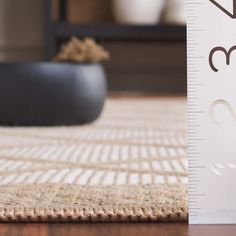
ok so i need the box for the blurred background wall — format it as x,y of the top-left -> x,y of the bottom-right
0,0 -> 45,61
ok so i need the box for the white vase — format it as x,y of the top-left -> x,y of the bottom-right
112,0 -> 165,25
163,0 -> 186,25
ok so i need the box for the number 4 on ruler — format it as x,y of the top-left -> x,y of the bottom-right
210,0 -> 236,18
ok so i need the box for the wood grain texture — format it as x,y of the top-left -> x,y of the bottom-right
1,223 -> 236,236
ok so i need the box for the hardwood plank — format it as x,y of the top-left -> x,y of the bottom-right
0,224 -> 48,236
1,223 -> 236,236
48,223 -> 187,236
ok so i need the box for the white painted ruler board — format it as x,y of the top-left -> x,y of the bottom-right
187,0 -> 236,224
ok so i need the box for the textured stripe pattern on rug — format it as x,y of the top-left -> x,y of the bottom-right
0,97 -> 188,222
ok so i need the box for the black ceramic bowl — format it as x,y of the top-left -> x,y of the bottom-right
0,63 -> 107,126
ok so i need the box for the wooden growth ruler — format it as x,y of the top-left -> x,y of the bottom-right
187,0 -> 236,224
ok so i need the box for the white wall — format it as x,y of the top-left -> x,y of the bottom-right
0,0 -> 45,61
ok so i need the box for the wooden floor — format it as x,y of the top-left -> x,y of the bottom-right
1,223 -> 236,236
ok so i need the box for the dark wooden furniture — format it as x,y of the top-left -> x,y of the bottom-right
45,0 -> 186,59
45,0 -> 187,92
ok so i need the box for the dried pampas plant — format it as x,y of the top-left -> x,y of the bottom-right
53,37 -> 110,63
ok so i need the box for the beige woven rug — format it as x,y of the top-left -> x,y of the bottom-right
0,96 -> 188,222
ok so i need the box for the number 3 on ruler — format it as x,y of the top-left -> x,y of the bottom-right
210,0 -> 236,19
209,46 -> 236,72
208,0 -> 236,124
